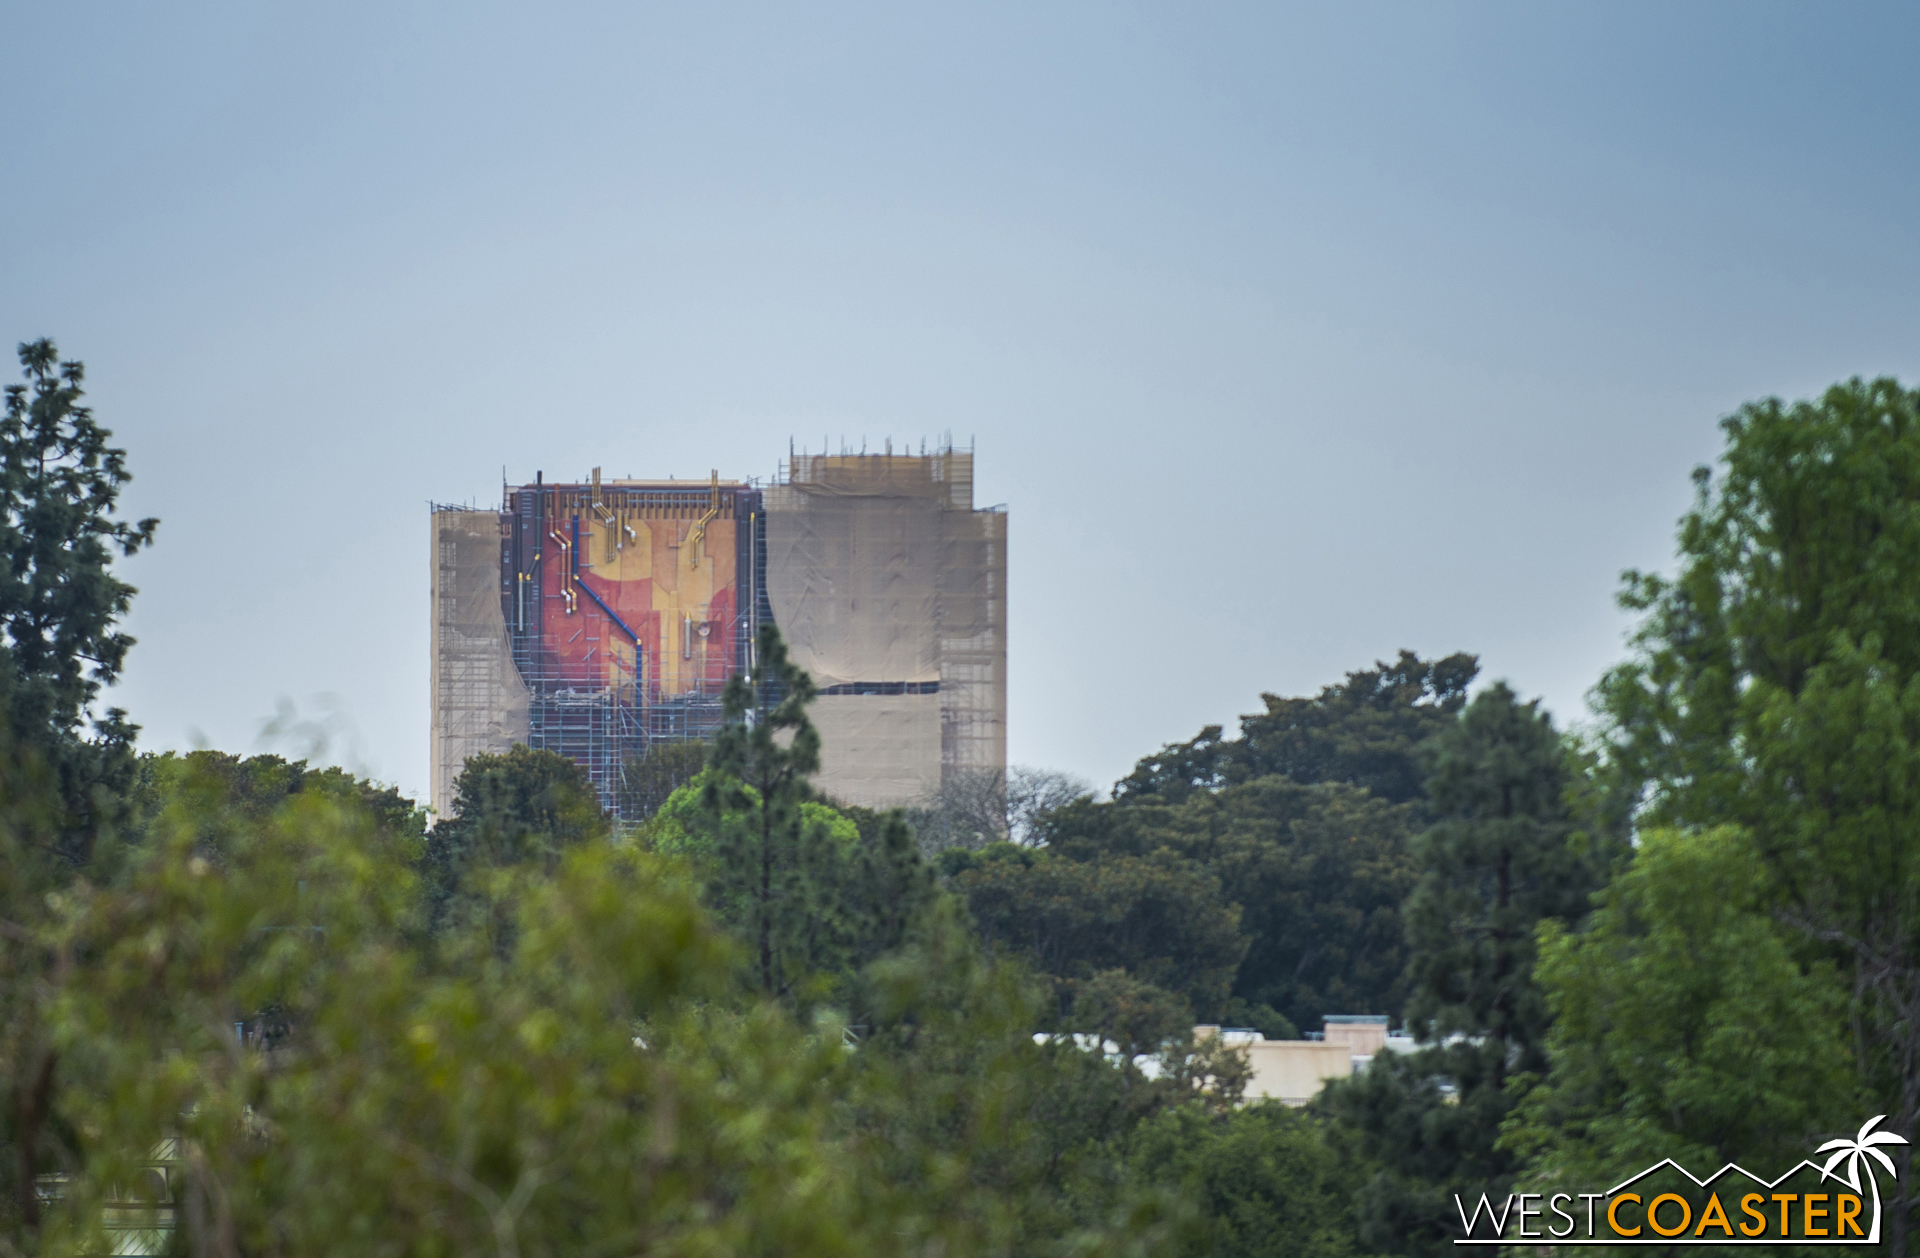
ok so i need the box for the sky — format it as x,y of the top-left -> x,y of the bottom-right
4,2 -> 1918,803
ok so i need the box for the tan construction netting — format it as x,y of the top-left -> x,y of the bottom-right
809,695 -> 944,808
431,511 -> 529,817
766,453 -> 1005,807
764,466 -> 943,688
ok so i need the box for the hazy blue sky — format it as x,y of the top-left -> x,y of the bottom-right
5,2 -> 1918,803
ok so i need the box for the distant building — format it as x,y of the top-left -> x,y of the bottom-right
1197,1015 -> 1417,1105
430,446 -> 1006,818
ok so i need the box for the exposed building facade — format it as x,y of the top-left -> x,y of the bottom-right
430,447 -> 1005,818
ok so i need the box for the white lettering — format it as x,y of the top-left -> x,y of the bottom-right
1549,1193 -> 1576,1239
1455,1193 -> 1518,1238
1581,1193 -> 1607,1238
1518,1194 -> 1542,1238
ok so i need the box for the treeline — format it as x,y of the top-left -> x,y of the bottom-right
926,663 -> 1617,1256
6,338 -> 1920,1256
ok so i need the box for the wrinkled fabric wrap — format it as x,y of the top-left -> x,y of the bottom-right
766,453 -> 1005,808
430,511 -> 530,817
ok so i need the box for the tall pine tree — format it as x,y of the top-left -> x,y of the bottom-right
702,622 -> 842,1002
1325,683 -> 1607,1256
0,339 -> 157,859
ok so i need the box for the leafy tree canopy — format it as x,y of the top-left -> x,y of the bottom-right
1127,1102 -> 1359,1258
1042,778 -> 1418,1034
1506,825 -> 1859,1196
944,841 -> 1247,1023
1594,376 -> 1920,1249
422,744 -> 606,938
1114,650 -> 1477,807
125,750 -> 426,863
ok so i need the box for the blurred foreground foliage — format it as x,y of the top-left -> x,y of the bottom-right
0,660 -> 1345,1258
0,739 -> 1264,1258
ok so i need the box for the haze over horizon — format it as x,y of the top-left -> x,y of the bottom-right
4,2 -> 1918,803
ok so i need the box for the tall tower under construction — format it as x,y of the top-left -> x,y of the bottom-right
430,446 -> 1006,819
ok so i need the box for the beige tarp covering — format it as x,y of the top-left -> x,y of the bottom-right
766,453 -> 1006,808
764,483 -> 942,688
809,694 -> 942,808
430,511 -> 529,817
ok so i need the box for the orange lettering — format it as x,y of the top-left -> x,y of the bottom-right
1694,1193 -> 1734,1237
1739,1193 -> 1767,1237
1771,1194 -> 1798,1236
1837,1194 -> 1864,1237
1609,1194 -> 1643,1238
1804,1194 -> 1828,1238
1648,1194 -> 1692,1238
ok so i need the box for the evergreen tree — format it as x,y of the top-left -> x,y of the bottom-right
702,621 -> 836,1001
1324,683 -> 1606,1256
1236,651 -> 1479,806
944,840 -> 1248,1023
1043,778 -> 1418,1034
839,804 -> 938,974
1126,1102 -> 1358,1258
1402,683 -> 1596,1067
0,338 -> 157,861
645,771 -> 937,1012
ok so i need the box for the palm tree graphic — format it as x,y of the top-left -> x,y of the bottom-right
1817,1115 -> 1910,1244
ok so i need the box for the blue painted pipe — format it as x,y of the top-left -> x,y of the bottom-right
571,516 -> 643,644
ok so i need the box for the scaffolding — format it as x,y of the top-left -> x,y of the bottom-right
429,444 -> 1004,819
502,476 -> 765,817
765,444 -> 1007,807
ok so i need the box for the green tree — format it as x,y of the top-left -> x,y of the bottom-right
1045,778 -> 1418,1034
1505,825 -> 1859,1198
0,340 -> 157,858
649,772 -> 938,1014
26,748 -> 1183,1258
848,898 -> 1248,1254
1114,651 -> 1476,807
839,804 -> 939,979
1402,683 -> 1597,1065
1084,653 -> 1470,1038
1595,376 -> 1920,1251
124,750 -> 426,863
1324,683 -> 1605,1256
1069,968 -> 1197,1060
944,842 -> 1248,1022
701,621 -> 841,1001
0,340 -> 155,1245
422,744 -> 606,937
1126,1102 -> 1357,1258
0,729 -> 67,1241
